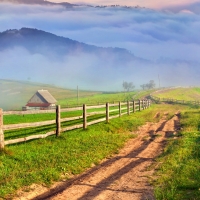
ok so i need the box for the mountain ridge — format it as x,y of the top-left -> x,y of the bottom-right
0,0 -> 74,7
0,27 -> 147,63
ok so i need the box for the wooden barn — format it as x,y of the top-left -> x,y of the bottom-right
23,90 -> 57,110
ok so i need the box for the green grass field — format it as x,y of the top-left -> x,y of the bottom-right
1,105 -> 160,199
1,83 -> 200,199
153,87 -> 200,101
0,79 -> 154,111
0,79 -> 101,111
58,91 -> 137,107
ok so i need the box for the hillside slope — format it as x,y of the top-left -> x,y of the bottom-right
0,79 -> 100,110
152,87 -> 200,101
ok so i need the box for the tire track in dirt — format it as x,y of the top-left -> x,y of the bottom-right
16,112 -> 180,200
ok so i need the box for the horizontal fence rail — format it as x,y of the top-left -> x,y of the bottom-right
0,100 -> 151,149
150,95 -> 200,105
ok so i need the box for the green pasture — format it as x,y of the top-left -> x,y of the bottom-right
153,87 -> 200,101
1,104 -> 161,199
0,79 -> 153,111
57,91 -> 138,107
0,79 -> 100,111
1,83 -> 200,200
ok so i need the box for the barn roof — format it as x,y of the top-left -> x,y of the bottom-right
37,90 -> 57,104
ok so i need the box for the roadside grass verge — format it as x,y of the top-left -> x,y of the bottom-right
0,105 -> 161,199
153,105 -> 200,200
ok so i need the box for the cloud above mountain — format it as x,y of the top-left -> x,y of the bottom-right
0,2 -> 200,89
164,1 -> 200,14
0,3 -> 199,61
50,0 -> 200,9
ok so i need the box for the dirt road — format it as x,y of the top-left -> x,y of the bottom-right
16,112 -> 180,200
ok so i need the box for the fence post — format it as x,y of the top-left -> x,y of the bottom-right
83,104 -> 87,129
106,103 -> 109,123
127,101 -> 130,115
142,100 -> 145,110
119,101 -> 121,117
56,105 -> 61,136
133,101 -> 135,113
0,109 -> 4,149
148,100 -> 151,107
139,100 -> 141,111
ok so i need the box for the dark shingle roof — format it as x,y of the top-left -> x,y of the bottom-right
37,90 -> 57,104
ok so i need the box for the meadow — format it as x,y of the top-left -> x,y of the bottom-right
152,87 -> 200,101
1,104 -> 158,199
0,86 -> 200,199
0,79 -> 100,111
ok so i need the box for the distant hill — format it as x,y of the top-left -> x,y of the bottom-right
0,28 -> 143,63
0,79 -> 100,111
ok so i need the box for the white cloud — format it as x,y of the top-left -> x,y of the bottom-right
0,3 -> 200,89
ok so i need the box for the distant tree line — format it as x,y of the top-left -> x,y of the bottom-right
122,80 -> 156,92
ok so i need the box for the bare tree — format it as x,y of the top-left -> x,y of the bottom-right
141,80 -> 156,90
123,81 -> 135,92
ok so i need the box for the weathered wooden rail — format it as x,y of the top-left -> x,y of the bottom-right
150,95 -> 200,105
0,100 -> 151,149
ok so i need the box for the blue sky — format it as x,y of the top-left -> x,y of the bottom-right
0,1 -> 200,90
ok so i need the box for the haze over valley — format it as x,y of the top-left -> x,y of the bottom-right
0,0 -> 200,91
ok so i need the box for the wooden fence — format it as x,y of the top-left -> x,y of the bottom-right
150,95 -> 200,105
0,100 -> 151,149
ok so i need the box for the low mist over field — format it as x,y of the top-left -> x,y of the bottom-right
0,1 -> 200,90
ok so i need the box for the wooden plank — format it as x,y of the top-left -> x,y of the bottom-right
62,124 -> 83,132
3,120 -> 56,131
109,103 -> 119,107
139,100 -> 141,111
83,104 -> 87,129
106,103 -> 109,123
133,101 -> 135,113
56,105 -> 61,136
0,109 -> 4,149
87,105 -> 106,109
3,109 -> 56,116
109,109 -> 119,113
61,107 -> 83,112
121,112 -> 127,116
119,102 -> 121,117
127,101 -> 130,115
87,111 -> 105,116
109,115 -> 119,120
60,116 -> 83,123
5,131 -> 55,145
87,118 -> 106,126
